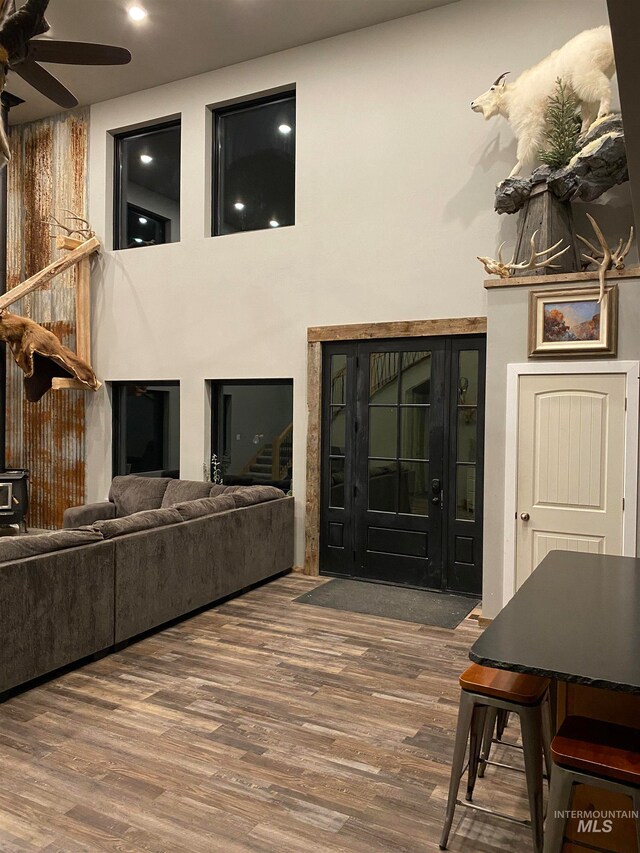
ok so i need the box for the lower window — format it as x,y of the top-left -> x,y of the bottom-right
210,379 -> 293,489
112,381 -> 180,478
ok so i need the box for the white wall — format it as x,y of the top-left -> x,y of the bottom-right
86,0 -> 624,574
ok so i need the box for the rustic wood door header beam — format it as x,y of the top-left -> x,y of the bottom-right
307,317 -> 487,343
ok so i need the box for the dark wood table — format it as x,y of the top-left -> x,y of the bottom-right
470,550 -> 640,694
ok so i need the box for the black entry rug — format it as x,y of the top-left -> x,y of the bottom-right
295,579 -> 480,628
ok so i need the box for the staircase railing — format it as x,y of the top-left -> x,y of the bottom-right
369,351 -> 429,398
272,422 -> 293,480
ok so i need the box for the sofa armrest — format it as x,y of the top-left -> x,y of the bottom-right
63,501 -> 116,529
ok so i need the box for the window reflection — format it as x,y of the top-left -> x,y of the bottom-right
115,122 -> 181,250
214,93 -> 296,236
112,382 -> 180,478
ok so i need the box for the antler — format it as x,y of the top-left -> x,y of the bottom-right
44,209 -> 95,241
478,232 -> 570,279
507,231 -> 570,273
576,213 -> 627,303
611,225 -> 634,270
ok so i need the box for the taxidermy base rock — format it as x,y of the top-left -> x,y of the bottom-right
495,114 -> 627,215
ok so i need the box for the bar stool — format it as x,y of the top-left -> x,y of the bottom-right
544,715 -> 640,852
440,663 -> 553,853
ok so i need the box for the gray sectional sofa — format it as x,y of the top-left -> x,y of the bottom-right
0,476 -> 294,694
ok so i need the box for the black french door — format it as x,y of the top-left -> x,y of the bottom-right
320,336 -> 485,595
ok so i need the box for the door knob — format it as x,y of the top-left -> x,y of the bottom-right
520,512 -> 530,521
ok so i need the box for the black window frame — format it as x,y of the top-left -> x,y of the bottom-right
209,378 -> 294,487
212,90 -> 296,237
113,118 -> 182,251
111,380 -> 181,479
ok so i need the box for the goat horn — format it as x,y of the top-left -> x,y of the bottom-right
493,71 -> 510,86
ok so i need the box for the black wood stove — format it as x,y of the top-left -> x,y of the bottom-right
0,468 -> 28,530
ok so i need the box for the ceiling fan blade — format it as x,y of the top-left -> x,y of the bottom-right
11,58 -> 77,108
0,0 -> 16,29
28,39 -> 131,66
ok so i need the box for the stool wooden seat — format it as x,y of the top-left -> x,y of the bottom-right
544,716 -> 640,852
552,715 -> 640,786
460,663 -> 550,705
440,664 -> 552,853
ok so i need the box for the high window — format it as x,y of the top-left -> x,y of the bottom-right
213,92 -> 296,236
112,382 -> 180,478
114,120 -> 181,250
210,380 -> 293,489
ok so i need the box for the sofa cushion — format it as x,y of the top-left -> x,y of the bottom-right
0,526 -> 103,563
223,485 -> 285,507
174,494 -> 236,521
161,479 -> 216,508
209,484 -> 227,497
94,507 -> 182,540
109,475 -> 172,517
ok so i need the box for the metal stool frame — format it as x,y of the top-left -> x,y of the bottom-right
440,688 -> 552,853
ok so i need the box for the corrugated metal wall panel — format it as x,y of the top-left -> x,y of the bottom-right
6,109 -> 89,529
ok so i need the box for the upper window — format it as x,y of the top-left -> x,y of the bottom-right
213,92 -> 296,236
114,120 -> 181,250
112,381 -> 180,478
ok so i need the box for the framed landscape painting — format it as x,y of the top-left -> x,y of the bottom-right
528,285 -> 618,358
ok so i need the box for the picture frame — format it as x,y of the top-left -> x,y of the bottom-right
528,285 -> 618,358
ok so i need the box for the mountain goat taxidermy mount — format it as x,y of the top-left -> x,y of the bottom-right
471,26 -> 616,178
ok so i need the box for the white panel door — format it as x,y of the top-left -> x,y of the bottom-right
516,373 -> 626,589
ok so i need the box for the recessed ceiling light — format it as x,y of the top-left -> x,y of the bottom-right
128,6 -> 147,22
140,154 -> 153,164
269,220 -> 280,228
234,202 -> 245,211
278,124 -> 292,135
138,217 -> 148,225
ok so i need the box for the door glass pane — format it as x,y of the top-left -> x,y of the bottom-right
401,352 -> 431,403
456,464 -> 476,520
369,406 -> 397,458
331,354 -> 347,404
330,458 -> 345,508
457,408 -> 477,463
401,407 -> 429,460
458,351 -> 479,406
330,407 -> 346,455
399,462 -> 429,516
369,461 -> 397,512
370,352 -> 399,402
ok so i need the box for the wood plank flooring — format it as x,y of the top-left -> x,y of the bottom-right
0,575 -> 533,852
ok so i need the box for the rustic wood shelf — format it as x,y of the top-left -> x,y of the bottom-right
484,265 -> 640,290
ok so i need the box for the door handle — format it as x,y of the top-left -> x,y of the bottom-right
520,512 -> 530,521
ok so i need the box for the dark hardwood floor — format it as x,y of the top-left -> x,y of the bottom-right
0,575 -> 532,852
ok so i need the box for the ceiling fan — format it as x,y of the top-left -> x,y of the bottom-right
0,0 -> 131,109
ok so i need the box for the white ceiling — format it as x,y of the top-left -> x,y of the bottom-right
7,0 -> 458,124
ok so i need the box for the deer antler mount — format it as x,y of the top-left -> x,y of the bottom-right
577,213 -> 635,303
478,231 -> 571,279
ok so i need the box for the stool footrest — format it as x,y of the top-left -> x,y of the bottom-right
454,798 -> 532,827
